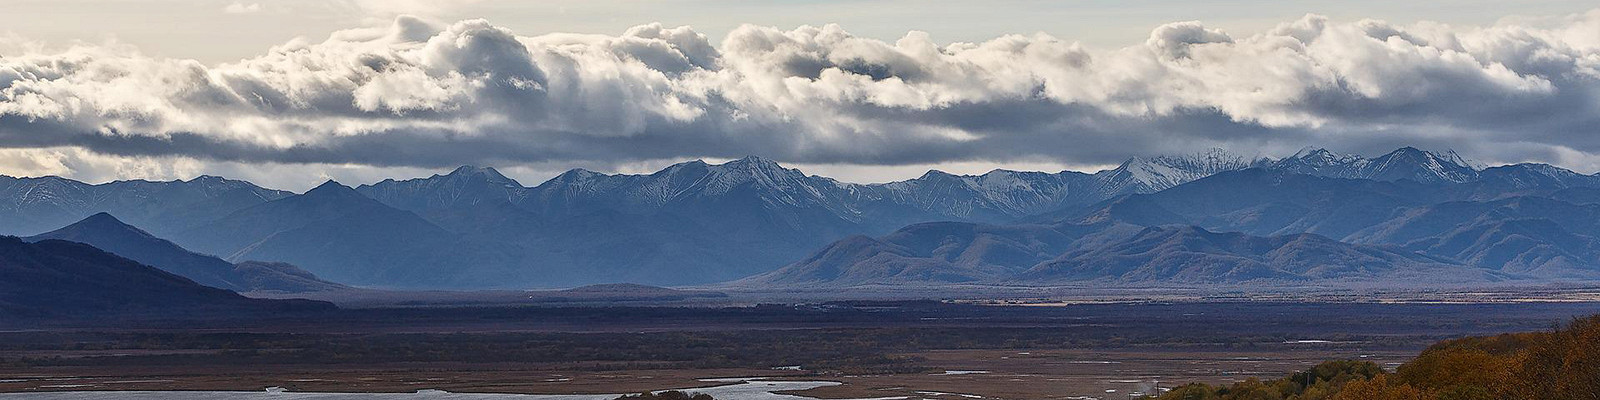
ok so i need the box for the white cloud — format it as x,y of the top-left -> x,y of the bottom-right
346,0 -> 484,19
0,9 -> 1598,183
0,147 -> 207,184
223,2 -> 262,14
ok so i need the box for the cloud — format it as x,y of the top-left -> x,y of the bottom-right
223,3 -> 262,14
1,9 -> 1598,184
345,0 -> 484,19
0,147 -> 209,184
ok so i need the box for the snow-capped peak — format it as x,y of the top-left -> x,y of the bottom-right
1285,147 -> 1362,165
1100,148 -> 1260,192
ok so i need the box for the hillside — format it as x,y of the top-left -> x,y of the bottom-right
0,237 -> 331,317
26,213 -> 346,292
737,222 -> 1086,287
170,181 -> 479,287
1017,226 -> 1495,284
1156,315 -> 1600,400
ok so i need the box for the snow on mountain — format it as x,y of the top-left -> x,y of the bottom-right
356,165 -> 524,212
873,169 -> 1099,221
12,146 -> 1600,288
1271,147 -> 1369,177
1269,147 -> 1480,184
1476,163 -> 1600,189
671,156 -> 844,208
1093,148 -> 1266,195
518,156 -> 1113,224
3,146 -> 1584,239
515,156 -> 863,219
357,146 -> 1545,229
0,175 -> 291,236
1,176 -> 93,214
1358,147 -> 1480,184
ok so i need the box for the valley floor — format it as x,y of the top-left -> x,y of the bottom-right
0,349 -> 1415,399
1,299 -> 1596,399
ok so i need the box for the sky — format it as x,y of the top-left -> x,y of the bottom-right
2,0 -> 1599,191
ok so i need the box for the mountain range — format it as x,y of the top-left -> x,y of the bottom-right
7,146 -> 1600,289
0,175 -> 290,238
745,164 -> 1600,288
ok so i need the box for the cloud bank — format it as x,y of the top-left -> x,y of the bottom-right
1,9 -> 1599,185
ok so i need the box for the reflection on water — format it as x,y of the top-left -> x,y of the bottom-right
0,378 -> 904,400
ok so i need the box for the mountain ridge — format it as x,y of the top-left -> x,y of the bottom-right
169,181 -> 475,287
0,174 -> 291,237
9,146 -> 1600,289
25,213 -> 347,293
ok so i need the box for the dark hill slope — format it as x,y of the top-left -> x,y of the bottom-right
27,213 -> 346,292
0,237 -> 331,317
737,221 -> 1098,287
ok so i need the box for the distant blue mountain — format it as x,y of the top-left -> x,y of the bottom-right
169,181 -> 479,288
26,213 -> 345,293
0,175 -> 290,237
731,222 -> 1081,287
1271,147 -> 1479,184
1014,225 -> 1499,285
749,162 -> 1600,289
738,218 -> 1516,289
1061,169 -> 1600,277
8,146 -> 1600,289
